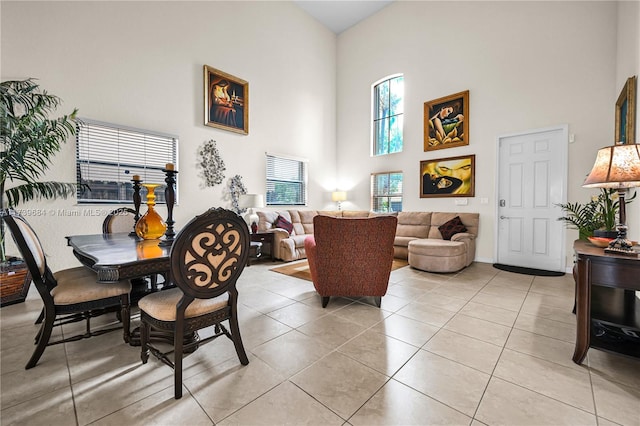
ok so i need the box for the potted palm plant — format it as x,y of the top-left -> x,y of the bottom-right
1,79 -> 78,306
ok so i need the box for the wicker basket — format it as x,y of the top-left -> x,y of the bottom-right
1,260 -> 32,307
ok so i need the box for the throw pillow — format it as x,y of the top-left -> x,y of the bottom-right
438,216 -> 467,240
274,215 -> 294,234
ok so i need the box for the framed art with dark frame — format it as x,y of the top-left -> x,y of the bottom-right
204,65 -> 248,135
420,154 -> 475,198
424,90 -> 469,151
615,76 -> 636,145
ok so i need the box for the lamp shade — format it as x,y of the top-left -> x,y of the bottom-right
238,194 -> 265,209
583,144 -> 640,189
331,191 -> 347,202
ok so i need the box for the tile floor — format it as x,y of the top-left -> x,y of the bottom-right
2,261 -> 640,425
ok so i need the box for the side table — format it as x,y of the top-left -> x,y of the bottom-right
250,232 -> 275,262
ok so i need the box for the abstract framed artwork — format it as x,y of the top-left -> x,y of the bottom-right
204,65 -> 248,135
420,154 -> 475,198
424,90 -> 469,151
615,76 -> 636,145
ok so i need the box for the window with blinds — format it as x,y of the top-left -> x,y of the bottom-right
76,119 -> 178,203
371,172 -> 403,212
266,154 -> 307,206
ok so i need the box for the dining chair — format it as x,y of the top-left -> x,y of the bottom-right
102,207 -> 136,234
139,207 -> 250,399
1,209 -> 132,369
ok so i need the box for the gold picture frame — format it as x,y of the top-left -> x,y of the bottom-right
424,90 -> 469,151
420,154 -> 475,198
204,65 -> 248,135
615,76 -> 636,145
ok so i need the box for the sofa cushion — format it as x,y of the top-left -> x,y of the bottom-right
274,215 -> 294,234
257,210 -> 292,232
429,212 -> 479,239
318,211 -> 343,217
298,210 -> 318,234
396,212 -> 431,238
290,234 -> 309,248
394,236 -> 418,248
408,239 -> 467,257
438,216 -> 467,240
343,210 -> 370,218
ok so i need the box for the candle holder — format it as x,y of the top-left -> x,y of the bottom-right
130,175 -> 143,237
135,183 -> 167,240
160,164 -> 178,246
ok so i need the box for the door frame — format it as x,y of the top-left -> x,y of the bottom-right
493,124 -> 569,271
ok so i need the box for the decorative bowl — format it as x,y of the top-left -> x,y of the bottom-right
587,236 -> 613,248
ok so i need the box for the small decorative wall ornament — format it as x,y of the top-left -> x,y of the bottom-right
229,175 -> 248,214
198,139 -> 226,187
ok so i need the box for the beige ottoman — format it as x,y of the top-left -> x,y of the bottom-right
408,239 -> 467,273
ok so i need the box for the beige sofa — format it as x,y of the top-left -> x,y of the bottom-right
256,210 -> 479,272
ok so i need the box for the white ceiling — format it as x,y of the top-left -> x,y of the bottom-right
293,1 -> 394,34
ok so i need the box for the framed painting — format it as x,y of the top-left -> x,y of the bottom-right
420,154 -> 475,198
424,90 -> 469,151
204,65 -> 248,135
615,76 -> 636,145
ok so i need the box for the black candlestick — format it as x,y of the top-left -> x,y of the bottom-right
130,176 -> 142,237
160,166 -> 178,246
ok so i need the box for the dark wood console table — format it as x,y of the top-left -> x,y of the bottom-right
573,239 -> 640,364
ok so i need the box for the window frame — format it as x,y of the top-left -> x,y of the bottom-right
265,152 -> 308,207
371,171 -> 403,213
75,118 -> 178,204
372,74 -> 404,156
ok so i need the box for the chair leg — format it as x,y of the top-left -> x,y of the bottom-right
228,312 -> 249,365
321,296 -> 330,308
374,296 -> 382,308
26,310 -> 55,369
121,294 -> 131,343
140,321 -> 150,364
35,308 -> 44,324
174,324 -> 184,399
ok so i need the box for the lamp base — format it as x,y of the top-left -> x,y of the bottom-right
604,223 -> 637,256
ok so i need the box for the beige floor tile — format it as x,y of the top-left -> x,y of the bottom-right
395,302 -> 457,328
0,319 -> 61,352
0,329 -> 66,376
514,312 -> 576,343
505,328 -> 585,371
251,330 -> 333,377
529,276 -> 575,298
349,378 -> 472,425
458,301 -> 518,327
0,298 -> 45,330
395,276 -> 443,291
90,386 -> 213,426
415,292 -> 468,312
394,349 -> 490,416
267,300 -> 330,328
186,355 -> 284,423
72,358 -> 175,425
470,291 -> 525,312
475,377 -> 596,425
444,314 -> 511,346
370,313 -> 440,347
376,293 -> 411,312
480,283 -> 529,300
493,349 -> 594,412
338,329 -> 420,376
219,380 -> 344,425
587,349 -> 640,389
523,290 -> 575,310
520,297 -> 576,325
424,329 -> 502,374
430,285 -> 480,301
237,310 -> 293,350
291,351 -> 388,419
386,284 -> 430,300
591,374 -> 640,426
332,302 -> 393,327
181,333 -> 247,380
0,385 -> 76,426
239,287 -> 296,314
596,417 -> 624,426
486,273 -> 534,291
297,313 -> 366,349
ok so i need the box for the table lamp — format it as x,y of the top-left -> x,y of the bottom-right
332,191 -> 347,210
239,194 -> 264,232
582,144 -> 640,254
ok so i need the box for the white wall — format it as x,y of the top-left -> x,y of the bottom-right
336,1 -> 618,265
616,0 -> 640,241
1,1 -> 337,270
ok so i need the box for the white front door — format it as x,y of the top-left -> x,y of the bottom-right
496,126 -> 568,272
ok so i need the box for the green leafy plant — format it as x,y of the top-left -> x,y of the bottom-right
1,78 -> 78,260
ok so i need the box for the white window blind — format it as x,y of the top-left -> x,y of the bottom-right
371,172 -> 403,212
76,119 -> 178,203
266,153 -> 307,206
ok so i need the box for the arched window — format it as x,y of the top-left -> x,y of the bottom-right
372,75 -> 404,156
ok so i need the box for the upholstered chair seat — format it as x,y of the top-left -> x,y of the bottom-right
139,288 -> 229,321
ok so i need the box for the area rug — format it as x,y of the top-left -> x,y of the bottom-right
493,263 -> 565,277
270,258 -> 409,282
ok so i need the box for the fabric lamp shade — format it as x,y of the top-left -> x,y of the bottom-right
583,144 -> 640,189
331,191 -> 347,202
239,194 -> 265,209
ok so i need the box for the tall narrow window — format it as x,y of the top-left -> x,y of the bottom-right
266,153 -> 307,206
373,75 -> 404,156
76,119 -> 178,203
371,172 -> 403,212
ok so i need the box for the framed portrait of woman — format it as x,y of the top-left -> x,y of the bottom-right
204,65 -> 249,135
615,76 -> 636,145
420,155 -> 475,198
424,90 -> 469,151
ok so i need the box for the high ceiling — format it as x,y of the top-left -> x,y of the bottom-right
293,1 -> 394,34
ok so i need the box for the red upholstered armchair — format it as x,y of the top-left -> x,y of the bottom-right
304,215 -> 397,308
